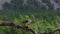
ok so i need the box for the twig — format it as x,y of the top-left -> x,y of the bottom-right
41,27 -> 60,34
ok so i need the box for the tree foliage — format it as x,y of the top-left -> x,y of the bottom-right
2,0 -> 39,11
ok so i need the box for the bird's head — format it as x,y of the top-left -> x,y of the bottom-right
23,19 -> 32,23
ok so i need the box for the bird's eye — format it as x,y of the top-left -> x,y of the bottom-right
25,20 -> 28,22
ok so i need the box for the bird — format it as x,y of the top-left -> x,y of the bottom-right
23,19 -> 32,27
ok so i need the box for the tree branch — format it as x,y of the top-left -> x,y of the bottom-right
0,22 -> 60,34
41,27 -> 60,34
0,22 -> 37,34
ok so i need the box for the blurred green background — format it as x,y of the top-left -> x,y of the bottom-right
0,10 -> 60,34
0,0 -> 60,34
